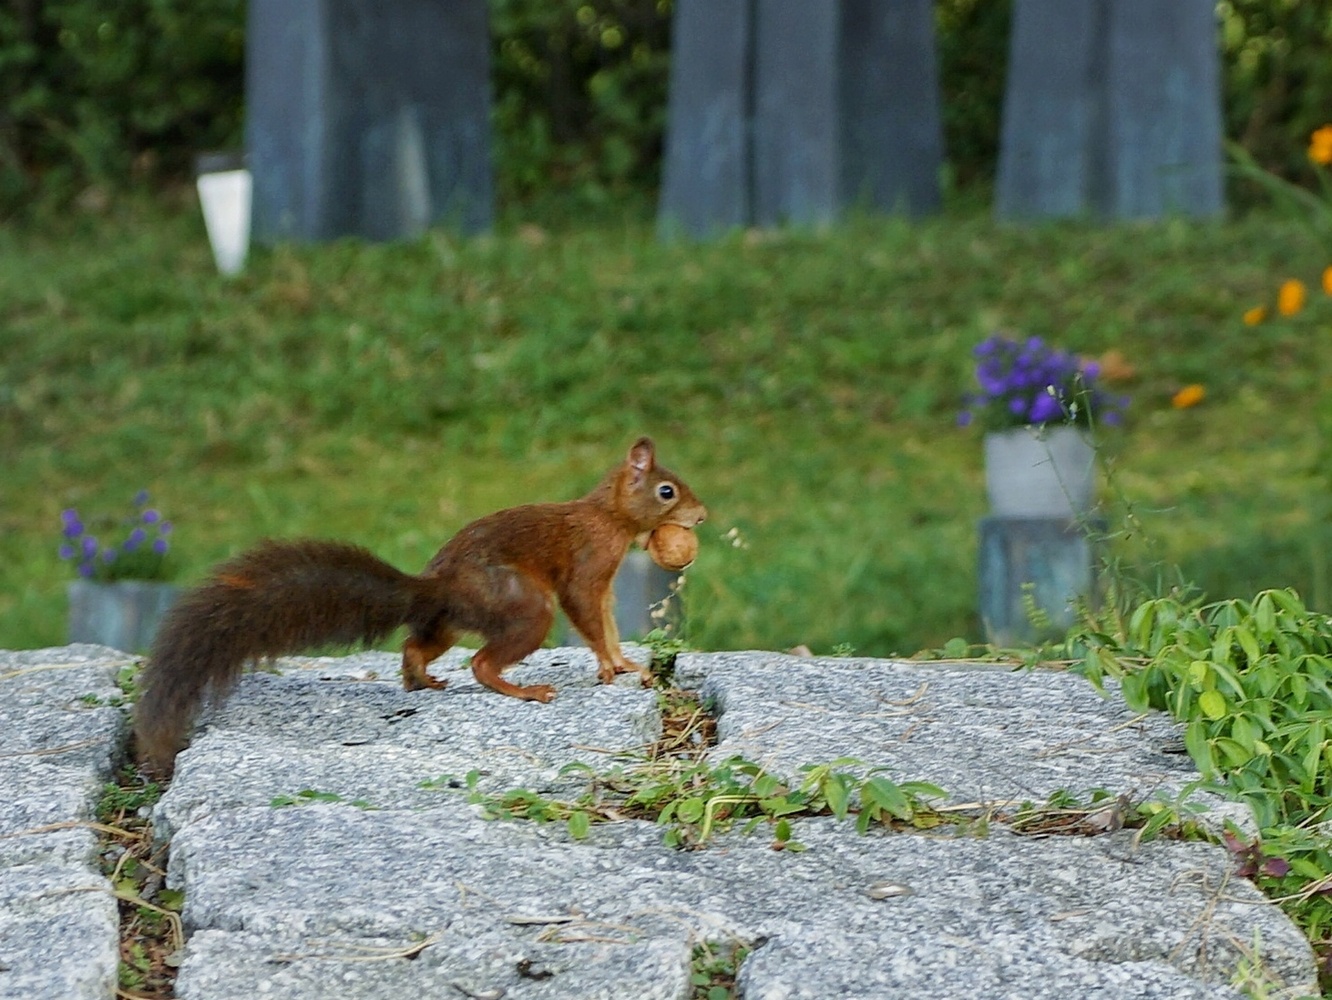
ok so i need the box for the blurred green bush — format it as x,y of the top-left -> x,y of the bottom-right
0,0 -> 1327,214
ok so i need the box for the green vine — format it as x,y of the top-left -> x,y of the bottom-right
1069,587 -> 1332,973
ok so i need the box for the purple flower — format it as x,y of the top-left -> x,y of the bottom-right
1028,392 -> 1064,423
58,494 -> 177,582
962,332 -> 1127,432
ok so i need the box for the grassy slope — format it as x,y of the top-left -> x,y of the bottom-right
1,197 -> 1327,655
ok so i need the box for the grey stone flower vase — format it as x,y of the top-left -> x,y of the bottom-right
67,580 -> 179,653
983,425 -> 1095,519
979,425 -> 1100,646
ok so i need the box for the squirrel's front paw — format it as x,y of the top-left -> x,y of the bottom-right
614,659 -> 652,686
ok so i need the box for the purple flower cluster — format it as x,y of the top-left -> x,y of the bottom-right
59,491 -> 174,581
959,334 -> 1126,431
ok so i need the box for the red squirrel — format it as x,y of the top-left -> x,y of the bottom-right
133,437 -> 706,772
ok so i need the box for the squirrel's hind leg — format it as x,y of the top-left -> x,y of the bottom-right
401,626 -> 458,691
468,587 -> 556,703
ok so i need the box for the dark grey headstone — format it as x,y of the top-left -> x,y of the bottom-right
246,0 -> 494,243
996,0 -> 1222,221
659,0 -> 943,238
839,0 -> 945,215
751,1 -> 841,227
657,2 -> 752,237
1101,0 -> 1223,218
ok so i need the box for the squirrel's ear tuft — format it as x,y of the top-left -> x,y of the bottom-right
628,437 -> 655,473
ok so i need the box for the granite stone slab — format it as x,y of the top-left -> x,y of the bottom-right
0,646 -> 130,1000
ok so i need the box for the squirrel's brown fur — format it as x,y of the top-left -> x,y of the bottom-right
132,438 -> 705,773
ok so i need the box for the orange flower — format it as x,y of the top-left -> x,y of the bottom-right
1277,279 -> 1307,317
1243,305 -> 1267,326
1324,265 -> 1332,296
1097,349 -> 1136,383
1310,125 -> 1332,167
1172,384 -> 1205,409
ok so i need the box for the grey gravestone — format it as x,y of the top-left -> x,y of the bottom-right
246,0 -> 493,242
996,0 -> 1222,220
978,517 -> 1101,646
660,0 -> 942,238
657,3 -> 751,235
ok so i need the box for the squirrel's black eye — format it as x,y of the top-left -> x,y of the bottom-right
657,483 -> 676,502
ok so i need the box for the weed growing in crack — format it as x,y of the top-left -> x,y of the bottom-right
269,788 -> 375,809
690,939 -> 751,999
95,765 -> 180,998
422,755 -> 950,849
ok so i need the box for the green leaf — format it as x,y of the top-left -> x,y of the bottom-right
1291,857 -> 1328,880
1234,624 -> 1261,665
862,776 -> 911,819
774,818 -> 791,842
1128,600 -> 1157,649
823,778 -> 851,820
676,797 -> 705,824
753,774 -> 780,798
1268,589 -> 1306,616
899,781 -> 948,800
1198,689 -> 1227,721
759,795 -> 807,818
566,811 -> 590,840
1215,737 -> 1253,768
943,637 -> 969,658
1289,671 -> 1309,706
1184,719 -> 1214,776
1253,593 -> 1277,641
1120,671 -> 1150,713
157,888 -> 185,912
1230,714 -> 1256,751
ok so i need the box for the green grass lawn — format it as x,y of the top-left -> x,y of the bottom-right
2,194 -> 1329,656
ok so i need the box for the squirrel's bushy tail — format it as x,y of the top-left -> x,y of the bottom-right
133,539 -> 429,773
